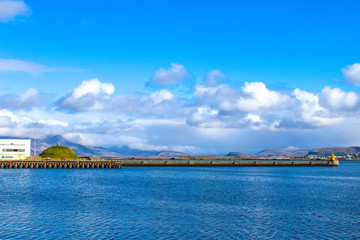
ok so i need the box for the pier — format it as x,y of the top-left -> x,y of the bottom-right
120,159 -> 339,167
0,160 -> 122,169
0,159 -> 339,168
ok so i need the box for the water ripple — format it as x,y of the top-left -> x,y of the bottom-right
0,163 -> 359,239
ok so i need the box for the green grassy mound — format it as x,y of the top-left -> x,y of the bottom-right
40,146 -> 78,159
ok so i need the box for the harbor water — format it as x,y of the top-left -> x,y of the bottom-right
0,161 -> 359,239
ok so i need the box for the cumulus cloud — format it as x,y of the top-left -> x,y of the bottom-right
319,86 -> 359,111
191,71 -> 356,131
55,73 -> 360,139
150,89 -> 174,103
187,106 -> 283,130
56,78 -> 183,118
293,88 -> 344,128
233,82 -> 290,112
0,108 -> 71,140
187,107 -> 223,128
111,92 -> 179,117
0,0 -> 31,22
194,70 -> 238,111
57,78 -> 115,112
0,59 -> 53,73
0,109 -> 31,126
5,65 -> 360,154
72,78 -> 115,98
0,88 -> 50,109
342,63 -> 360,86
150,63 -> 191,85
196,81 -> 290,113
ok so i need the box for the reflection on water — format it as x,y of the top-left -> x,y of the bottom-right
0,162 -> 359,239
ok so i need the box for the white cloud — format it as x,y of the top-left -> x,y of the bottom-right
57,78 -> 115,111
107,91 -> 180,116
0,109 -> 31,126
0,59 -> 53,73
0,0 -> 31,22
194,79 -> 290,116
193,70 -> 235,116
0,109 -> 72,140
56,79 -> 183,118
194,84 -> 228,97
319,86 -> 359,111
342,63 -> 360,86
203,69 -> 227,86
194,70 -> 230,97
0,88 -> 50,109
222,82 -> 290,112
192,75 -> 356,130
150,63 -> 191,85
37,119 -> 68,127
293,88 -> 344,128
0,116 -> 14,127
187,107 -> 224,128
72,78 -> 115,99
243,113 -> 281,130
245,113 -> 262,123
4,64 -> 360,155
150,89 -> 174,103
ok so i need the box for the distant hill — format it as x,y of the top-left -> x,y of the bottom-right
227,148 -> 310,158
227,147 -> 360,158
256,148 -> 311,158
36,135 -> 123,157
101,145 -> 159,157
157,151 -> 190,157
306,147 -> 360,157
226,152 -> 256,158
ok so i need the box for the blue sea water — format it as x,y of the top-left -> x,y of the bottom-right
0,162 -> 359,239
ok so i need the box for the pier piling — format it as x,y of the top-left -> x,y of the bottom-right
0,160 -> 122,169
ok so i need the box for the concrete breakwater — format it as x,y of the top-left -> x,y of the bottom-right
0,159 -> 339,168
121,159 -> 339,167
0,160 -> 122,169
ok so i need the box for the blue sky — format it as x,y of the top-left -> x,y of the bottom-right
1,0 -> 360,154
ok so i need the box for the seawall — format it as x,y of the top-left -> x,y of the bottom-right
121,159 -> 339,167
0,159 -> 339,168
0,160 -> 121,169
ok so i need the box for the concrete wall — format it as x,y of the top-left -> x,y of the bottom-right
121,160 -> 339,167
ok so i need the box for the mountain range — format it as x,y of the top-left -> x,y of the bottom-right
227,147 -> 360,158
1,135 -> 360,158
0,135 -> 189,158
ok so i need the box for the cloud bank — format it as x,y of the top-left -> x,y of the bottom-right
2,63 -> 360,154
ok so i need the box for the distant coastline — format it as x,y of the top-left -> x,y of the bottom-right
2,135 -> 360,160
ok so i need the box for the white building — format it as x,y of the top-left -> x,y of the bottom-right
0,139 -> 31,160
